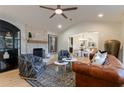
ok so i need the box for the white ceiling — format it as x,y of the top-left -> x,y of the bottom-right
0,5 -> 124,32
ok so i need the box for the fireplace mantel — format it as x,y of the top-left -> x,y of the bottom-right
27,39 -> 48,44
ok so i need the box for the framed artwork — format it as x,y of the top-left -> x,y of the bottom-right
48,34 -> 57,53
68,37 -> 73,53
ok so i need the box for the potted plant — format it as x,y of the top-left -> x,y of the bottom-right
28,32 -> 32,40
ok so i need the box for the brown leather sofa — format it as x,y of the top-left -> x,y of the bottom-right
72,55 -> 124,87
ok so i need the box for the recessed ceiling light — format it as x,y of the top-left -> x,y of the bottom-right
98,13 -> 104,18
58,24 -> 62,29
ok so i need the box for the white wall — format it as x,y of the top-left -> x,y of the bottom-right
1,17 -> 123,58
25,25 -> 48,54
58,22 -> 123,51
25,25 -> 57,54
121,22 -> 124,63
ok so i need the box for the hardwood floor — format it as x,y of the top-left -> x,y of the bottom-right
0,69 -> 31,87
1,68 -> 123,87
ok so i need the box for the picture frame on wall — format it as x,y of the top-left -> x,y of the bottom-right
48,34 -> 57,53
68,37 -> 73,53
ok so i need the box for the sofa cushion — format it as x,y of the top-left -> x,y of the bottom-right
105,55 -> 124,69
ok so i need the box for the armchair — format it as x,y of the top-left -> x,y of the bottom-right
18,54 -> 46,79
58,50 -> 70,62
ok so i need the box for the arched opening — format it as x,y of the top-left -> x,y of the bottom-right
0,19 -> 21,72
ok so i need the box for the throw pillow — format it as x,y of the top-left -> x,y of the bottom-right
92,50 -> 107,65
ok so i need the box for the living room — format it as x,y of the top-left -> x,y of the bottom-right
1,1 -> 124,91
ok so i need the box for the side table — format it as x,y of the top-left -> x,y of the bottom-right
54,61 -> 68,78
62,58 -> 77,71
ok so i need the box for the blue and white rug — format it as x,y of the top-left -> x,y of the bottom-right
26,64 -> 75,87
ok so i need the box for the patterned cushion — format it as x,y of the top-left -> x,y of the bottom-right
58,50 -> 70,62
92,50 -> 107,65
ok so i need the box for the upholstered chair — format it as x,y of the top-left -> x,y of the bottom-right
104,40 -> 120,58
18,54 -> 46,79
58,50 -> 70,62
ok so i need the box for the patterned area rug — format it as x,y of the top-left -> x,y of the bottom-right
26,64 -> 75,87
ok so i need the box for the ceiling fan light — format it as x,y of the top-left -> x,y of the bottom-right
58,24 -> 62,28
98,13 -> 104,18
55,9 -> 63,14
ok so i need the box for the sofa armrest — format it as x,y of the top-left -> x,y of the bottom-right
72,62 -> 124,84
72,62 -> 91,75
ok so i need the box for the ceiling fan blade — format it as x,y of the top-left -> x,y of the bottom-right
49,13 -> 56,18
61,13 -> 68,19
62,7 -> 78,11
57,5 -> 61,9
40,6 -> 55,10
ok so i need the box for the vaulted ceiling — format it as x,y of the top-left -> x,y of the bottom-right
0,5 -> 124,33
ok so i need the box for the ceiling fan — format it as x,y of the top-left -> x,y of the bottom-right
39,5 -> 78,19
